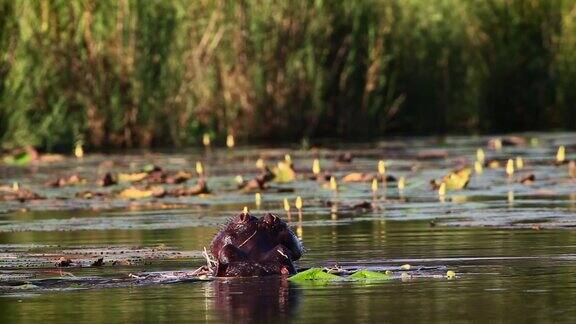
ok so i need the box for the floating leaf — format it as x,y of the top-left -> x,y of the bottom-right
118,187 -> 154,199
118,186 -> 165,199
288,268 -> 341,282
118,172 -> 148,183
349,270 -> 392,281
342,172 -> 369,183
273,161 -> 295,182
487,160 -> 500,169
3,151 -> 33,166
142,164 -> 160,173
168,181 -> 209,196
438,168 -> 471,190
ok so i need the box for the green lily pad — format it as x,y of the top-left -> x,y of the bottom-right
288,268 -> 342,282
142,164 -> 158,173
349,270 -> 392,281
3,152 -> 32,166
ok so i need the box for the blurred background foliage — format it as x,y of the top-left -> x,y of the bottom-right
0,0 -> 575,150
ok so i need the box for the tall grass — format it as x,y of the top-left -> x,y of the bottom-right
0,0 -> 574,150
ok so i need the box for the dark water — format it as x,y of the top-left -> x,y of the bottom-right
1,133 -> 576,322
1,219 -> 576,322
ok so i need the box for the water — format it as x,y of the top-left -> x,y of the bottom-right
1,220 -> 576,322
1,133 -> 576,322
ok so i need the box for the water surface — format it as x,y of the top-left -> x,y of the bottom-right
1,133 -> 576,322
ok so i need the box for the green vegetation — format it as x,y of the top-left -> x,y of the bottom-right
0,0 -> 575,150
288,268 -> 394,282
288,268 -> 342,282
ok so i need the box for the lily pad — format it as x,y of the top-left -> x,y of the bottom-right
3,151 -> 33,166
273,161 -> 296,182
288,268 -> 341,282
117,186 -> 166,199
432,168 -> 472,190
349,270 -> 392,281
118,187 -> 154,199
444,168 -> 472,190
342,172 -> 372,183
118,172 -> 148,183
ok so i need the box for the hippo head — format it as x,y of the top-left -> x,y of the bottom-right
211,212 -> 304,277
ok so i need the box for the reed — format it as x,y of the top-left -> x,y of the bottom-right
0,0 -> 574,151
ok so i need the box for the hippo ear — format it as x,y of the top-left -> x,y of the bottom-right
262,213 -> 280,225
239,212 -> 250,223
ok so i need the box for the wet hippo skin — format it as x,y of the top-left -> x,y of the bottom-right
210,212 -> 303,277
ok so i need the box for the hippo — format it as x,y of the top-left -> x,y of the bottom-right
210,212 -> 304,277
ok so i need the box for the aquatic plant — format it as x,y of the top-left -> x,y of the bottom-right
0,0 -> 574,151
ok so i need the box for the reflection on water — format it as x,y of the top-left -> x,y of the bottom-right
211,277 -> 299,322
